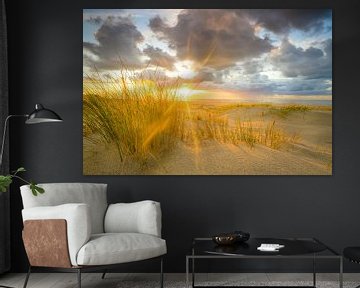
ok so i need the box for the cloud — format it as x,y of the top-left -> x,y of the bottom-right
271,38 -> 332,79
281,78 -> 331,95
85,16 -> 103,25
188,70 -> 225,84
133,68 -> 170,81
83,16 -> 144,70
229,74 -> 331,95
240,60 -> 264,75
242,9 -> 331,34
83,9 -> 332,96
222,71 -> 271,92
143,45 -> 175,70
149,9 -> 273,70
193,71 -> 216,82
216,60 -> 331,95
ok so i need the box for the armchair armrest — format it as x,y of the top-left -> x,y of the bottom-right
22,203 -> 91,266
104,200 -> 162,237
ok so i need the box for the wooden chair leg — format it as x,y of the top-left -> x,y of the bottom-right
77,269 -> 81,288
22,266 -> 31,288
160,257 -> 164,288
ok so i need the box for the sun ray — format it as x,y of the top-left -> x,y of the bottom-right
186,33 -> 193,58
199,37 -> 217,69
184,100 -> 201,169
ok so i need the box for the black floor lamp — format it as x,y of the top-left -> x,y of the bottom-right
0,103 -> 63,167
0,103 -> 62,288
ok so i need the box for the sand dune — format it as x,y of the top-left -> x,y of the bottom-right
83,102 -> 332,175
143,141 -> 330,175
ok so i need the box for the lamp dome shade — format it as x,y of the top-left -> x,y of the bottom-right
25,104 -> 63,124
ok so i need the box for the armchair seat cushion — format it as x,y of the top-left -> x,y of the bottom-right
76,233 -> 166,266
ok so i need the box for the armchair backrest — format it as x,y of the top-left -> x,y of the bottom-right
20,183 -> 108,234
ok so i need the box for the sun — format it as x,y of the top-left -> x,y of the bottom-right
166,60 -> 197,79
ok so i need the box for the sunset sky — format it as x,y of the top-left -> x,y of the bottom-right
83,9 -> 332,102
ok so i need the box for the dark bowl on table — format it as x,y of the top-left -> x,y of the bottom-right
212,231 -> 250,245
234,230 -> 250,242
212,234 -> 238,245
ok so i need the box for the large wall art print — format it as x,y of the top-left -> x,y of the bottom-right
83,9 -> 332,175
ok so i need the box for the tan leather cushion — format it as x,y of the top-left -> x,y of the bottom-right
22,204 -> 91,266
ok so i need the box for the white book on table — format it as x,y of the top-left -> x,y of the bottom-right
257,243 -> 285,251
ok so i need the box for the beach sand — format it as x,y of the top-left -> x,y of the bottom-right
83,101 -> 332,175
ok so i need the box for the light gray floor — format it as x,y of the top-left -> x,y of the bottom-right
0,273 -> 360,288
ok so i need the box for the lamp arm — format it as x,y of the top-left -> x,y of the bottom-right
0,114 -> 28,169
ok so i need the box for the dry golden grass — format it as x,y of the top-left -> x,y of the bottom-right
181,109 -> 299,149
83,71 -> 185,163
203,103 -> 272,114
83,69 -> 310,165
268,104 -> 332,118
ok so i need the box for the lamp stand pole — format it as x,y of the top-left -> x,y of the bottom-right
0,115 -> 26,288
0,105 -> 62,288
0,114 -> 27,169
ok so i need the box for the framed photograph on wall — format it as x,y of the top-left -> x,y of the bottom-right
83,9 -> 332,175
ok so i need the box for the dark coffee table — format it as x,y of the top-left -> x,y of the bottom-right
186,237 -> 342,288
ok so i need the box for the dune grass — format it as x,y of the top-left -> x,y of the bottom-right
83,71 -> 185,163
83,69 -> 306,167
268,104 -> 333,118
271,104 -> 311,118
203,103 -> 272,114
183,110 -> 299,149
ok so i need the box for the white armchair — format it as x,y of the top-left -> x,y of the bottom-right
20,183 -> 166,288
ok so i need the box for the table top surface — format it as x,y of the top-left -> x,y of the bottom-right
190,237 -> 340,258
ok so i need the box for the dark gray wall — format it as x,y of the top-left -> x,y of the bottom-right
5,0 -> 360,273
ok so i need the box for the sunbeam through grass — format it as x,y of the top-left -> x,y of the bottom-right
83,70 -> 185,163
